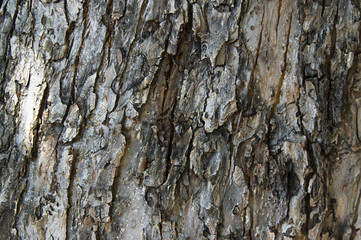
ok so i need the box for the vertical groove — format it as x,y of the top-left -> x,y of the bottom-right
326,5 -> 338,122
65,149 -> 79,240
108,0 -> 148,115
1,0 -> 21,103
61,0 -> 90,125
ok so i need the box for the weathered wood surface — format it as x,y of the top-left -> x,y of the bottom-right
1,0 -> 361,239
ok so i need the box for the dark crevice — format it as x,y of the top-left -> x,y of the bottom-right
163,97 -> 176,185
30,84 -> 49,161
107,31 -> 113,67
120,0 -> 128,21
157,2 -> 193,186
159,221 -> 163,240
108,0 -> 149,115
13,177 -> 28,238
96,223 -> 102,240
184,127 -> 195,174
241,0 -> 250,14
321,0 -> 326,17
61,0 -> 90,127
226,130 -> 235,188
109,114 -> 128,220
63,0 -> 69,25
325,6 -> 338,121
160,56 -> 173,116
65,149 -> 80,240
159,56 -> 176,185
134,38 -> 174,186
0,0 -> 21,104
1,79 -> 20,153
64,21 -> 76,52
302,179 -> 313,236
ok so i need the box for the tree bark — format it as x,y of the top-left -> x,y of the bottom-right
1,0 -> 361,239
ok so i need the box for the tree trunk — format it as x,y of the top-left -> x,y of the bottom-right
1,0 -> 361,239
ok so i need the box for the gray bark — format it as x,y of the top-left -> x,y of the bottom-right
0,0 -> 361,239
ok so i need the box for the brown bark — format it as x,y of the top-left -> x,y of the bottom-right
0,0 -> 361,239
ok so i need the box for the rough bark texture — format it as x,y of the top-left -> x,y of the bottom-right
1,0 -> 361,239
